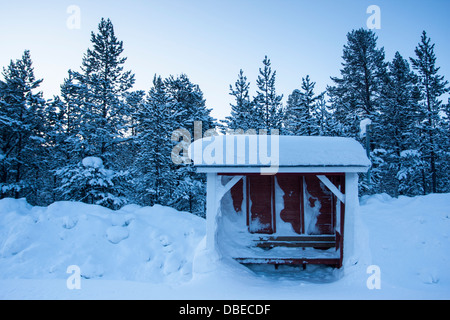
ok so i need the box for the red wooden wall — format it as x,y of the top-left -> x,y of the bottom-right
277,175 -> 303,234
228,174 -> 344,236
247,175 -> 274,234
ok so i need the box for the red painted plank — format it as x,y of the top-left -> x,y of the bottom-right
248,175 -> 273,234
271,175 -> 276,233
246,177 -> 249,226
276,175 -> 302,234
230,178 -> 244,213
304,175 -> 343,235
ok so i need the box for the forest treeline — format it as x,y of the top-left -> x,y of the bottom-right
1,18 -> 448,215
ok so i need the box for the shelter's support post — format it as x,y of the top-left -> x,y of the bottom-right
206,172 -> 218,252
343,172 -> 358,265
207,174 -> 244,252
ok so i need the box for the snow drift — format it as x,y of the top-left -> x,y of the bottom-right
0,199 -> 205,283
0,193 -> 449,299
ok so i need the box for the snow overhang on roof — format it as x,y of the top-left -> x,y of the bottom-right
189,135 -> 371,174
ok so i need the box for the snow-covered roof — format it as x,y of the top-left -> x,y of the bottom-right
189,135 -> 371,173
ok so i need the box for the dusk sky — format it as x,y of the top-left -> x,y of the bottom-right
1,0 -> 449,121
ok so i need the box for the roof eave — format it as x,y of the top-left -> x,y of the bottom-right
195,165 -> 370,174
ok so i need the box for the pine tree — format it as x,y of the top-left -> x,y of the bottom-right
253,56 -> 283,131
117,89 -> 145,201
410,31 -> 449,194
327,28 -> 387,139
131,76 -> 175,206
223,69 -> 255,133
284,75 -> 324,136
55,18 -> 135,208
56,70 -> 87,162
314,94 -> 334,136
56,156 -> 127,208
371,52 -> 422,196
38,95 -> 67,203
0,50 -> 46,202
76,17 -> 135,163
125,90 -> 145,137
164,74 -> 216,216
439,98 -> 450,192
165,74 -> 216,135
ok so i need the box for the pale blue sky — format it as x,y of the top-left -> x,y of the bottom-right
1,0 -> 449,121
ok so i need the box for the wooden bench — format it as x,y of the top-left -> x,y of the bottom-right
254,233 -> 340,250
234,232 -> 342,268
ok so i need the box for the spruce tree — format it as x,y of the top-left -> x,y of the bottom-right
118,89 -> 145,201
223,69 -> 255,133
327,28 -> 387,138
440,98 -> 450,192
57,70 -> 87,162
125,90 -> 145,137
314,94 -> 334,136
284,75 -> 323,136
0,50 -> 46,202
78,17 -> 135,161
371,52 -> 422,196
39,95 -> 67,203
253,56 -> 283,131
165,74 -> 215,135
55,18 -> 135,208
56,156 -> 127,208
132,76 -> 174,206
164,74 -> 216,216
410,31 -> 449,194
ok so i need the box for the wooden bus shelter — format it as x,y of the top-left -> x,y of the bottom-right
190,135 -> 371,268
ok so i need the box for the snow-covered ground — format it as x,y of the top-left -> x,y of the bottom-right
0,193 -> 449,300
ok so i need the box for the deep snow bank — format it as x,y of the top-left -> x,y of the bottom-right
360,192 -> 450,291
0,199 -> 205,283
0,193 -> 449,299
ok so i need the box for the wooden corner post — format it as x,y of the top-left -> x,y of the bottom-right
206,172 -> 218,252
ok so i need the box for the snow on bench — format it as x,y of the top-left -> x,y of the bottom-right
254,234 -> 337,249
233,232 -> 342,267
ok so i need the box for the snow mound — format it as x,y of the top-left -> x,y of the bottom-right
106,226 -> 129,244
0,199 -> 205,283
1,193 -> 450,299
360,192 -> 450,292
82,156 -> 104,168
